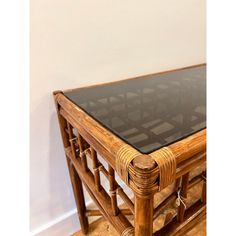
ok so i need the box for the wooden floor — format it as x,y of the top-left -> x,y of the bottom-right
73,216 -> 205,236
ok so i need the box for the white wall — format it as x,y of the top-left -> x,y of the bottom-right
30,0 -> 206,235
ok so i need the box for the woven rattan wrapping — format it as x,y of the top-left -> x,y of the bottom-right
150,147 -> 176,190
116,145 -> 140,184
116,145 -> 176,189
121,227 -> 134,236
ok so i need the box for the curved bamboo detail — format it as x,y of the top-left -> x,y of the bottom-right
150,147 -> 176,190
116,144 -> 141,184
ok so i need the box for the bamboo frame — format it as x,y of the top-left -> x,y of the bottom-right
53,64 -> 206,236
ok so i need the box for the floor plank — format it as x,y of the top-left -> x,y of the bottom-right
73,216 -> 206,236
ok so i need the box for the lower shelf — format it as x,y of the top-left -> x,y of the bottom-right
73,208 -> 206,236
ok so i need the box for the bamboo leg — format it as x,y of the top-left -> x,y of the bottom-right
54,95 -> 89,232
134,194 -> 153,236
67,158 -> 89,234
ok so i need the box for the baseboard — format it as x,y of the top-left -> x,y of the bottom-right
30,184 -> 130,236
30,208 -> 80,236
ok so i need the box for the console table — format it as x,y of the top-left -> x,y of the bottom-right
53,64 -> 206,236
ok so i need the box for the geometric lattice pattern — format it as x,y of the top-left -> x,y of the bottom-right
65,65 -> 206,153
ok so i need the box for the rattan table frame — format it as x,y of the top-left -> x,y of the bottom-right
53,65 -> 206,236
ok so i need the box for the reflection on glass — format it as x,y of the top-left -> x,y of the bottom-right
65,65 -> 206,154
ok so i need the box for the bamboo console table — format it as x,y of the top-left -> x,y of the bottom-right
53,64 -> 206,236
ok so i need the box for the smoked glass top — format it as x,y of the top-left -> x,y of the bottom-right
65,65 -> 206,154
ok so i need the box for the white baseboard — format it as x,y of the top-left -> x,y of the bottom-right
30,183 -> 130,236
30,208 -> 80,236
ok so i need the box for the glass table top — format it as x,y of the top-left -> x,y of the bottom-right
65,65 -> 206,154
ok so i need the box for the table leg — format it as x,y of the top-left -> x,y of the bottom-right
134,194 -> 153,236
67,158 -> 89,234
54,94 -> 89,234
